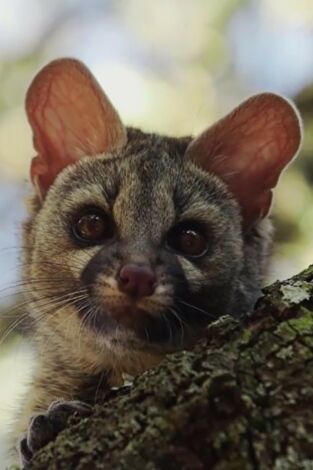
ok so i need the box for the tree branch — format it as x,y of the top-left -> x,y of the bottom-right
29,266 -> 313,469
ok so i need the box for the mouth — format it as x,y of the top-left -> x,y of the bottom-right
74,295 -> 213,350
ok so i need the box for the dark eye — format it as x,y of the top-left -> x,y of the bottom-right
72,209 -> 113,245
167,223 -> 208,258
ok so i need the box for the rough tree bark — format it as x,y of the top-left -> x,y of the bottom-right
29,266 -> 313,470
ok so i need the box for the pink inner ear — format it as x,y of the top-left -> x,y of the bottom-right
26,58 -> 126,198
186,93 -> 302,226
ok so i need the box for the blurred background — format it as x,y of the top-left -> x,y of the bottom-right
1,0 -> 313,463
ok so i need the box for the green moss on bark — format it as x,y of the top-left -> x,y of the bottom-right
29,266 -> 313,470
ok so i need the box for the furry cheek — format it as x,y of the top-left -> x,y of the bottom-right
69,247 -> 101,279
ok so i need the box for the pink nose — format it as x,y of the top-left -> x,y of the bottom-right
118,264 -> 156,298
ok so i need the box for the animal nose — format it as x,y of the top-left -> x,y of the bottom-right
118,264 -> 156,298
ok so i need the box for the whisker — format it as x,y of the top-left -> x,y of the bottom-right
161,312 -> 173,345
94,370 -> 107,404
0,279 -> 80,297
177,299 -> 218,320
18,295 -> 89,345
168,307 -> 186,346
0,286 -> 89,317
144,327 -> 150,343
76,301 -> 94,353
0,289 -> 89,345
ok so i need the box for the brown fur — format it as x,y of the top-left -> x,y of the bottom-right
12,127 -> 274,445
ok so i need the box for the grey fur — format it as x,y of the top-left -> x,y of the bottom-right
14,126 -> 272,462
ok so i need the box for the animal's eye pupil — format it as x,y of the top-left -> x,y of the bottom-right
167,224 -> 208,258
73,210 -> 112,244
77,214 -> 103,239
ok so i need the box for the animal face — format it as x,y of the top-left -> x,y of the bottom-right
24,129 -> 242,355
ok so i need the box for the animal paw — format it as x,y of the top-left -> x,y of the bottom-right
18,399 -> 92,468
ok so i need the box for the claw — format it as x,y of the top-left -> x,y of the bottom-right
18,399 -> 92,466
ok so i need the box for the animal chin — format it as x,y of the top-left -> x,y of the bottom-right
75,296 -> 183,348
106,304 -> 152,331
104,305 -> 186,349
104,301 -> 185,347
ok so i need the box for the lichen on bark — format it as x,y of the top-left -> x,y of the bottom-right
29,266 -> 313,470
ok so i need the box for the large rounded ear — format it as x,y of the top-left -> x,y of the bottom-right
185,93 -> 302,228
26,58 -> 127,199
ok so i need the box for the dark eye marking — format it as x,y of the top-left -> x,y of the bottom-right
166,221 -> 209,258
72,207 -> 114,246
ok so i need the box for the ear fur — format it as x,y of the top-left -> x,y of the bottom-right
26,58 -> 127,198
185,93 -> 302,227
